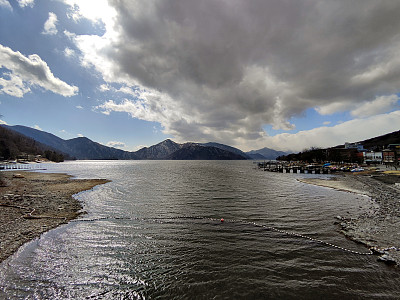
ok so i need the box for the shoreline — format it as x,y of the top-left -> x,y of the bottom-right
298,174 -> 400,265
0,171 -> 109,263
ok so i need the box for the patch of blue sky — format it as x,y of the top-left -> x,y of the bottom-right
263,108 -> 352,136
0,67 -> 12,80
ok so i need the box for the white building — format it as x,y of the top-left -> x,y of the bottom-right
345,142 -> 364,151
363,151 -> 382,164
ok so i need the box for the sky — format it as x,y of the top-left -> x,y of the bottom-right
1,0 -> 400,153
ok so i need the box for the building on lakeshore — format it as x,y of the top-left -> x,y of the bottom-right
363,151 -> 382,164
385,144 -> 400,165
344,142 -> 364,151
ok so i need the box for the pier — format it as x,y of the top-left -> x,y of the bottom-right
258,161 -> 334,174
0,162 -> 45,171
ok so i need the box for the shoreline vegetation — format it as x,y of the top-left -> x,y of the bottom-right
0,171 -> 109,263
298,174 -> 400,265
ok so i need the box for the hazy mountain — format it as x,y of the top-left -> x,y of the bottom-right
246,147 -> 289,160
135,139 -> 182,159
167,143 -> 247,160
201,142 -> 251,159
246,153 -> 267,160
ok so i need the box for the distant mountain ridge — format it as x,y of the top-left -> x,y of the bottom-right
2,124 -> 292,160
246,147 -> 289,160
0,126 -> 66,161
201,142 -> 251,159
1,125 -> 248,160
3,125 -> 136,160
135,139 -> 182,159
168,143 -> 247,160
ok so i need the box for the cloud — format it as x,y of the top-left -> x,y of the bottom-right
322,121 -> 331,125
42,12 -> 58,35
64,47 -> 75,58
63,0 -> 116,26
0,119 -> 8,125
316,94 -> 399,117
16,0 -> 34,8
132,144 -> 148,151
77,133 -> 84,137
34,124 -> 42,130
0,44 -> 78,97
251,110 -> 400,152
350,94 -> 399,117
0,0 -> 12,10
106,141 -> 126,148
70,1 -> 400,147
75,105 -> 83,109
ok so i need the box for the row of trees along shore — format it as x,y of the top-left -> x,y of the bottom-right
0,126 -> 65,163
276,147 -> 362,164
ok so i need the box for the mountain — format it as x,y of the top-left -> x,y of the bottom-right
2,125 -> 136,160
4,125 -> 70,154
135,139 -> 182,159
201,142 -> 251,159
246,147 -> 289,160
64,137 -> 137,160
357,130 -> 400,151
0,126 -> 65,162
2,125 -> 248,160
277,130 -> 400,162
166,143 -> 247,160
246,153 -> 267,160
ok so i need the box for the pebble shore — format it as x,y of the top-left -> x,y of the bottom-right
299,174 -> 400,266
0,171 -> 109,263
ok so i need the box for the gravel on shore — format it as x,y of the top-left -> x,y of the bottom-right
298,174 -> 400,266
0,171 -> 109,263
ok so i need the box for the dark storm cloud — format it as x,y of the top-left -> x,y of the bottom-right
89,0 -> 400,144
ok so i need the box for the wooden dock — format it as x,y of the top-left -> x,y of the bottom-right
0,163 -> 45,171
258,162 -> 333,174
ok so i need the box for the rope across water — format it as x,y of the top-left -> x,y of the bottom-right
71,215 -> 398,256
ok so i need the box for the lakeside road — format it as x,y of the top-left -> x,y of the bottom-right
298,174 -> 400,266
0,171 -> 109,263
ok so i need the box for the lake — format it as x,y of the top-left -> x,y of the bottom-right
1,160 -> 399,299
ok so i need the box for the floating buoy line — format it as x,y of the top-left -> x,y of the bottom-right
71,215 -> 399,257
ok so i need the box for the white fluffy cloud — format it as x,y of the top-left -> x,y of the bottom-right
350,95 -> 399,118
42,12 -> 58,35
254,110 -> 400,152
106,141 -> 126,149
0,0 -> 12,10
63,47 -> 75,58
67,0 -> 400,148
0,44 -> 78,97
17,0 -> 34,8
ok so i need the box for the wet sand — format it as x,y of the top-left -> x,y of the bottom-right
0,171 -> 109,263
299,175 -> 400,265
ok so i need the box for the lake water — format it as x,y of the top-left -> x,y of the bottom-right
1,160 -> 399,299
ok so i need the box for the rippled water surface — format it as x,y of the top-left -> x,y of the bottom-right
1,160 -> 400,299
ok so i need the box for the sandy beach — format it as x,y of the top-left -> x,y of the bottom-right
0,171 -> 109,263
299,174 -> 400,265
